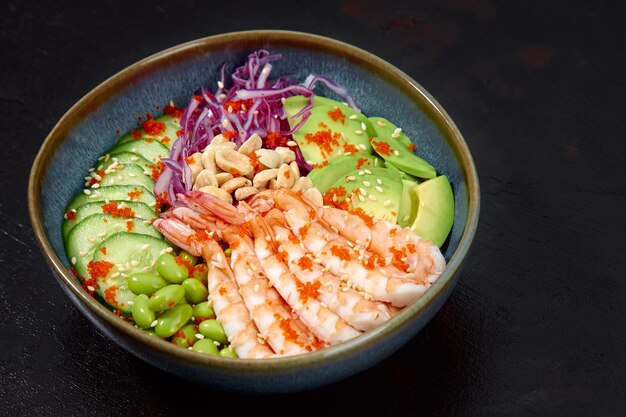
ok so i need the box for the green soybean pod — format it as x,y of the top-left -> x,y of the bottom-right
128,273 -> 168,296
142,329 -> 158,337
179,251 -> 199,266
182,278 -> 209,304
148,284 -> 185,312
219,347 -> 238,358
193,301 -> 215,320
190,263 -> 208,284
156,253 -> 189,284
171,323 -> 198,348
132,294 -> 155,329
199,319 -> 228,344
192,339 -> 219,355
155,304 -> 193,338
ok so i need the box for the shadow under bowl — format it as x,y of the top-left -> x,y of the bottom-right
28,30 -> 479,393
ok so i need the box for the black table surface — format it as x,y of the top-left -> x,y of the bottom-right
1,1 -> 624,415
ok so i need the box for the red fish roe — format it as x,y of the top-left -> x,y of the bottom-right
323,186 -> 350,210
303,128 -> 342,158
66,210 -> 76,220
101,202 -> 135,218
142,113 -> 166,136
327,107 -> 346,124
343,143 -> 358,154
355,158 -> 368,169
297,278 -> 321,303
362,253 -> 386,270
371,139 -> 392,156
350,207 -> 374,227
127,188 -> 144,201
87,260 -> 114,279
330,245 -> 351,261
265,131 -> 290,148
297,256 -> 313,271
163,103 -> 184,118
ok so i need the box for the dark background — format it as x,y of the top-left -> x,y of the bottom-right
1,0 -> 624,416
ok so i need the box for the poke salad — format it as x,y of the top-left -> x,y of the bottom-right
62,50 -> 454,358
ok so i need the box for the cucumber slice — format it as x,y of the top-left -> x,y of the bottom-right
62,201 -> 157,240
66,214 -> 162,279
109,139 -> 169,164
92,233 -> 173,313
98,163 -> 154,190
93,152 -> 154,172
66,185 -> 155,212
116,114 -> 180,149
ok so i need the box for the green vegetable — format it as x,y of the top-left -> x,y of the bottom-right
157,253 -> 189,284
148,284 -> 185,312
192,339 -> 219,355
193,302 -> 215,320
182,278 -> 209,304
179,251 -> 199,266
131,294 -> 155,329
155,304 -> 193,338
128,273 -> 168,296
199,319 -> 228,345
219,347 -> 238,358
171,323 -> 198,348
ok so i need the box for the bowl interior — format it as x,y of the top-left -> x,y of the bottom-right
41,39 -> 469,267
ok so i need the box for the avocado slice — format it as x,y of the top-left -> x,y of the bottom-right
408,175 -> 454,247
397,179 -> 418,228
308,154 -> 384,193
116,114 -> 180,150
369,117 -> 436,179
326,167 -> 403,223
288,105 -> 373,165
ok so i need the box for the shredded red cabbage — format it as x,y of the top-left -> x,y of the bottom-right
154,49 -> 358,205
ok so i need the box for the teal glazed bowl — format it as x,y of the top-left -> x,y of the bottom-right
28,30 -> 479,393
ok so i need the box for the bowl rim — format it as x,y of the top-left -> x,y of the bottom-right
28,29 -> 480,373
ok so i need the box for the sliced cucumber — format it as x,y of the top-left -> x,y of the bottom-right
66,185 -> 155,212
98,163 -> 154,190
66,214 -> 162,279
93,152 -> 154,172
116,114 -> 180,149
109,139 -> 169,164
62,201 -> 157,240
92,233 -> 173,313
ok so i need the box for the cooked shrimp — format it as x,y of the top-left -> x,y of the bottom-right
153,218 -> 274,359
264,208 -> 393,331
245,213 -> 362,345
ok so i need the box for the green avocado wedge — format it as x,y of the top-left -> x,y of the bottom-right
408,175 -> 454,247
116,114 -> 180,149
308,154 -> 384,193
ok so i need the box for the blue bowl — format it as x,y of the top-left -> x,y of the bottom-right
28,30 -> 479,393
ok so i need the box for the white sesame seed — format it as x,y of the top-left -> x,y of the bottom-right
221,119 -> 228,128
140,244 -> 150,251
383,200 -> 392,207
79,251 -> 88,257
376,178 -> 382,185
374,159 -> 379,166
364,169 -> 372,174
348,114 -> 358,120
91,183 -> 100,189
363,181 -> 371,187
360,122 -> 367,131
195,333 -> 205,340
354,130 -> 363,135
164,247 -> 173,253
358,143 -> 367,150
403,215 -> 410,223
306,160 -> 313,165
393,150 -> 400,156
393,127 -> 402,134
345,175 -> 356,182
359,187 -> 367,196
376,120 -> 385,126
83,189 -> 91,195
358,194 -> 365,202
358,170 -> 365,176
410,224 -> 417,231
320,302 -> 328,308
213,340 -> 221,346
87,286 -> 95,292
287,141 -> 297,147
391,133 -> 400,139
150,320 -> 158,328
71,257 -> 76,264
368,194 -> 378,201
375,186 -> 384,193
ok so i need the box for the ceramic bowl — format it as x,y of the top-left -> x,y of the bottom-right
28,30 -> 479,393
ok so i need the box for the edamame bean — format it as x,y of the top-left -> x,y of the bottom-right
179,251 -> 199,266
199,319 -> 228,344
142,329 -> 158,337
131,294 -> 155,329
148,284 -> 185,312
156,253 -> 189,284
128,273 -> 167,295
219,347 -> 238,358
182,278 -> 208,304
224,248 -> 232,257
192,339 -> 219,355
193,302 -> 215,320
155,304 -> 193,338
171,323 -> 198,348
190,263 -> 208,283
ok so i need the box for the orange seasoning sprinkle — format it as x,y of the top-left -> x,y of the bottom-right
303,128 -> 342,158
296,278 -> 321,303
298,224 -> 309,238
223,99 -> 253,112
126,220 -> 134,232
323,185 -> 350,210
343,143 -> 358,154
408,143 -> 416,151
127,188 -> 144,201
66,210 -> 76,220
101,202 -> 135,218
249,152 -> 261,173
265,131 -> 290,148
278,318 -> 301,345
407,243 -> 417,254
371,139 -> 393,156
223,130 -> 237,139
131,129 -> 142,139
297,256 -> 313,271
330,245 -> 351,261
184,155 -> 196,165
99,247 -> 107,255
87,260 -> 114,279
389,247 -> 410,272
355,158 -> 368,169
284,169 -> 291,179
311,160 -> 329,169
350,207 -> 374,227
81,277 -> 98,296
163,103 -> 184,118
327,108 -> 346,124
389,228 -> 398,236
362,253 -> 386,270
219,287 -> 227,296
104,285 -> 119,305
175,255 -> 192,271
151,160 -> 165,182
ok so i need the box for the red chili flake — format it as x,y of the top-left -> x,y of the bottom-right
185,155 -> 196,165
126,220 -> 134,232
330,245 -> 351,261
104,285 -> 118,304
66,210 -> 76,220
303,128 -> 342,158
127,188 -> 144,201
355,158 -> 368,169
188,263 -> 206,280
192,95 -> 202,102
223,99 -> 253,112
87,260 -> 114,279
223,130 -> 237,139
265,131 -> 289,148
288,233 -> 300,244
167,300 -> 175,307
371,139 -> 393,156
155,105 -> 161,110
297,256 -> 313,271
161,137 -> 171,145
142,113 -> 166,136
114,310 -> 122,317
101,202 -> 135,218
296,278 -> 321,303
131,129 -> 143,139
277,250 -> 289,263
408,143 -> 416,151
343,143 -> 358,154
99,247 -> 107,255
150,160 -> 165,182
163,103 -> 184,118
115,129 -> 121,135
327,108 -> 346,124
350,207 -> 374,227
176,129 -> 183,137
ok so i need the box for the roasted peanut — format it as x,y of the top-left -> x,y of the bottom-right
303,188 -> 323,207
193,170 -> 218,190
187,152 -> 204,182
255,149 -> 282,169
238,133 -> 262,155
215,149 -> 253,176
215,172 -> 233,186
221,177 -> 251,193
198,185 -> 233,204
275,164 -> 295,189
252,169 -> 278,188
275,147 -> 295,164
235,186 -> 259,201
